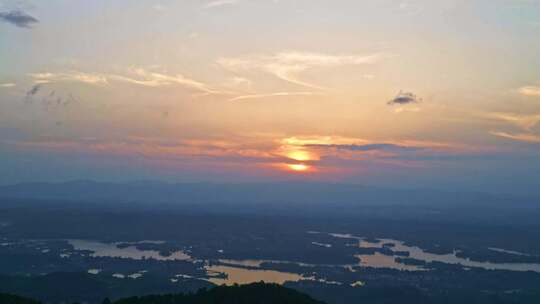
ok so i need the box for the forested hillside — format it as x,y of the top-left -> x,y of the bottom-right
0,283 -> 325,304
114,283 -> 324,304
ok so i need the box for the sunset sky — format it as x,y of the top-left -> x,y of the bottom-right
1,0 -> 540,194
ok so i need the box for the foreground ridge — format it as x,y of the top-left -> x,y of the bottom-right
0,283 -> 325,304
114,282 -> 325,304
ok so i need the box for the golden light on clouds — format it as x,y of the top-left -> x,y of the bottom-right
287,163 -> 310,172
270,161 -> 314,174
285,149 -> 313,161
279,136 -> 340,162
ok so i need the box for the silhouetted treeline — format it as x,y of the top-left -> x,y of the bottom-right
113,282 -> 324,304
0,293 -> 40,304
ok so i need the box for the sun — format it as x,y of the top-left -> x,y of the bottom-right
287,163 -> 309,172
286,150 -> 312,162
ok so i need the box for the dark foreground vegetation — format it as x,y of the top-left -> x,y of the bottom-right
0,293 -> 40,304
0,283 -> 324,304
0,273 -> 540,304
115,283 -> 324,304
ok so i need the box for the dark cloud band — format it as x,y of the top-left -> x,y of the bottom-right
388,91 -> 421,105
0,10 -> 38,28
306,143 -> 420,152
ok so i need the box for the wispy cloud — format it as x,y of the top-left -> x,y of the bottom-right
0,10 -> 38,28
203,0 -> 239,9
387,91 -> 422,105
490,131 -> 540,143
228,91 -> 320,101
10,136 -> 275,164
398,1 -> 423,15
0,83 -> 16,88
225,76 -> 252,88
29,68 -> 220,94
393,106 -> 421,113
30,72 -> 108,85
110,68 -> 215,93
484,112 -> 540,131
282,136 -> 462,153
218,51 -> 382,90
518,85 -> 540,97
305,143 -> 421,152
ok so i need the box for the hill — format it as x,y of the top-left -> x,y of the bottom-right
0,283 -> 324,304
114,282 -> 324,304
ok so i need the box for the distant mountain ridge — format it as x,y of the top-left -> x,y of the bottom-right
0,180 -> 530,207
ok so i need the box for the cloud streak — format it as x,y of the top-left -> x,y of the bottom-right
110,68 -> 215,93
29,68 -> 221,94
0,10 -> 38,28
30,72 -> 108,85
228,91 -> 320,101
518,86 -> 540,97
490,131 -> 540,143
485,112 -> 540,131
305,143 -> 421,152
203,0 -> 239,9
218,51 -> 382,90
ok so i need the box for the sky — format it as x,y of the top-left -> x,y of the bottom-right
1,0 -> 540,194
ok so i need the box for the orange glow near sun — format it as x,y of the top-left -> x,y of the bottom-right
287,163 -> 309,172
286,150 -> 312,161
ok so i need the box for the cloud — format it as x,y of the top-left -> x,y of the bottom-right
109,68 -> 214,92
26,84 -> 42,97
0,83 -> 16,88
393,106 -> 421,113
226,76 -> 252,88
0,10 -> 38,28
9,136 -> 275,165
282,136 -> 460,155
218,51 -> 382,90
24,84 -> 42,103
6,133 -> 494,179
203,0 -> 239,9
152,4 -> 166,11
29,72 -> 108,85
518,86 -> 540,97
277,136 -> 490,171
485,112 -> 540,131
398,1 -> 423,15
490,131 -> 540,143
23,83 -> 78,108
228,91 -> 320,101
387,91 -> 422,105
29,68 -> 220,94
305,143 -> 421,152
